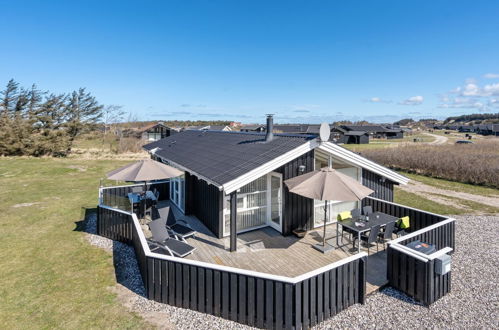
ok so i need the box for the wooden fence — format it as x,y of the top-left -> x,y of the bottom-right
97,205 -> 368,329
362,196 -> 448,232
387,218 -> 455,306
99,180 -> 170,211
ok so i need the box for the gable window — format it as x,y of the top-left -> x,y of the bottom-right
314,150 -> 360,227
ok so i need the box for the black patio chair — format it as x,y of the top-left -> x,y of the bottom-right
353,224 -> 381,255
378,221 -> 395,250
351,208 -> 361,218
362,205 -> 373,216
131,186 -> 143,193
148,219 -> 195,258
155,206 -> 196,241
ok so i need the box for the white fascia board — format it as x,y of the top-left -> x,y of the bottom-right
148,150 -> 224,190
318,142 -> 409,185
223,139 -> 320,194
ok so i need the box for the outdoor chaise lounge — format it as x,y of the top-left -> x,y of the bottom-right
154,206 -> 196,241
148,219 -> 196,258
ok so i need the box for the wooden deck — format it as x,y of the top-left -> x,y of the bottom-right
161,201 -> 387,294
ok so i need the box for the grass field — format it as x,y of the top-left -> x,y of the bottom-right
394,188 -> 467,215
0,158 -> 148,329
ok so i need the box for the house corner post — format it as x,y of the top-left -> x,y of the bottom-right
230,191 -> 237,252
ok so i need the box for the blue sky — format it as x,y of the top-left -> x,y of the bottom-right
1,0 -> 499,123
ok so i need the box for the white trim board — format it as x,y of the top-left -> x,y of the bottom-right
318,142 -> 409,185
222,139 -> 320,194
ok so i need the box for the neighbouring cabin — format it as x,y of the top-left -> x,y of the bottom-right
137,122 -> 178,142
145,127 -> 406,240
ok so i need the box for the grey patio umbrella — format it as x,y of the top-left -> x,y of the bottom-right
284,167 -> 374,252
107,159 -> 183,182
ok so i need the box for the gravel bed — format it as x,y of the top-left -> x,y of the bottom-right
85,213 -> 498,329
316,215 -> 499,329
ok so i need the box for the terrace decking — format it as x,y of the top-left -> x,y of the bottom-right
156,201 -> 387,295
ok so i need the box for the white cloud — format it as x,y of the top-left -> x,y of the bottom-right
399,95 -> 424,106
483,83 -> 499,96
483,73 -> 499,79
364,97 -> 392,103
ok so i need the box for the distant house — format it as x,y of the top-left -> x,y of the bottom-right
240,124 -> 266,132
185,125 -> 232,131
458,125 -> 475,133
476,124 -> 499,136
330,126 -> 369,144
338,131 -> 369,144
137,122 -> 178,142
340,125 -> 404,139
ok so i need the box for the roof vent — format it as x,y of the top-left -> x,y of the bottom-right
265,114 -> 274,142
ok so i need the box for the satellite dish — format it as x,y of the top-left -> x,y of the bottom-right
319,122 -> 331,142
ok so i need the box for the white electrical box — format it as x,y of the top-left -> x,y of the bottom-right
435,254 -> 451,275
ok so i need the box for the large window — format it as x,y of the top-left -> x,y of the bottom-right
313,150 -> 360,227
223,173 -> 282,236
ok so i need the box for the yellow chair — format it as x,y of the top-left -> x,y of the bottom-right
337,211 -> 352,221
337,211 -> 353,243
395,216 -> 410,236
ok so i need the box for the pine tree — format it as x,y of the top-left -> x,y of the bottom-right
64,88 -> 103,153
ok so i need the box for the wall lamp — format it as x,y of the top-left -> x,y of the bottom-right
298,165 -> 306,173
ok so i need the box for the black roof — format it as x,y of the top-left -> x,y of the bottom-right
345,130 -> 369,136
342,125 -> 388,133
144,130 -> 315,186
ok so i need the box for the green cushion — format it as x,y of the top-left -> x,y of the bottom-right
337,211 -> 352,221
398,216 -> 410,229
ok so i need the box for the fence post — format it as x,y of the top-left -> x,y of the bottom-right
358,256 -> 367,304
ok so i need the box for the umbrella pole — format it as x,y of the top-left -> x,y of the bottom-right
323,200 -> 327,246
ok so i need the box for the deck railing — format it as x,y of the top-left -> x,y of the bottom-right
98,180 -> 170,211
387,218 -> 455,306
362,196 -> 448,233
97,204 -> 367,329
361,196 -> 455,306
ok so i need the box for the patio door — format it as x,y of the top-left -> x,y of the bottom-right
268,172 -> 282,232
170,175 -> 185,212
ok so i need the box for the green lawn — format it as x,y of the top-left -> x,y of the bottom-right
394,188 -> 467,215
0,158 -> 148,329
402,172 -> 499,197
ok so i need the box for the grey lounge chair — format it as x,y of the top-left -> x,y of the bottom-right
148,219 -> 195,258
155,206 -> 196,241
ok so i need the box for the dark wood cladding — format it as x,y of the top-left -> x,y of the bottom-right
97,205 -> 368,329
185,174 -> 224,238
388,245 -> 451,306
400,220 -> 455,251
276,150 -> 315,235
362,197 -> 448,233
362,170 -> 394,202
144,255 -> 366,329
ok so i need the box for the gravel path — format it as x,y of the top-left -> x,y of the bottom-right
424,132 -> 448,145
85,213 -> 498,329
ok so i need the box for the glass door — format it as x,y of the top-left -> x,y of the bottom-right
268,172 -> 282,232
169,175 -> 185,212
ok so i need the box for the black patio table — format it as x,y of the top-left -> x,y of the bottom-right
337,212 -> 399,253
128,191 -> 158,218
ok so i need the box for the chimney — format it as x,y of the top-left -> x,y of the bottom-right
265,114 -> 274,142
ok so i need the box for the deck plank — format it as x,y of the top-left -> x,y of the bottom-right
157,201 -> 387,294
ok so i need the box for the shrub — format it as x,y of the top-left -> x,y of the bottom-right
360,140 -> 499,188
